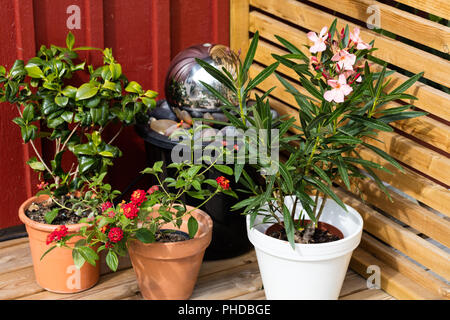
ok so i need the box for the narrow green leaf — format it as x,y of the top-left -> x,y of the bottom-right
312,164 -> 332,186
274,35 -> 309,62
242,31 -> 259,74
362,142 -> 404,172
304,176 -> 347,212
245,62 -> 279,93
282,204 -> 296,249
390,72 -> 424,95
337,155 -> 351,190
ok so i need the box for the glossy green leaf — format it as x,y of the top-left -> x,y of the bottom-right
76,83 -> 99,100
188,216 -> 198,239
106,250 -> 119,272
135,228 -> 155,243
125,81 -> 143,94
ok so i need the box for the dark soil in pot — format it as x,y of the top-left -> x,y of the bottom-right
156,229 -> 190,242
265,220 -> 343,244
25,197 -> 91,225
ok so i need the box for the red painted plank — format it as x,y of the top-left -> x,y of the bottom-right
170,0 -> 230,59
0,0 -> 230,228
0,0 -> 39,228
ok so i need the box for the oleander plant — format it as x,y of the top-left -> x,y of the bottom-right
198,19 -> 426,248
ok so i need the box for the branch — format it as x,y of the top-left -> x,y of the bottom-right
107,126 -> 123,145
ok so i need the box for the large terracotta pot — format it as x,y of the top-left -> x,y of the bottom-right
127,205 -> 213,300
18,195 -> 100,293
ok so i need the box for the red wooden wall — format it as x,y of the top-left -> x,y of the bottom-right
0,0 -> 230,229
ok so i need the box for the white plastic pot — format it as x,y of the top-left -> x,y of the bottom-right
247,196 -> 363,300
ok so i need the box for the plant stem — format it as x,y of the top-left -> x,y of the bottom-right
268,198 -> 283,225
315,194 -> 328,227
236,70 -> 246,126
304,124 -> 322,177
108,126 -> 123,144
291,195 -> 298,221
16,105 -> 56,181
60,123 -> 80,152
29,139 -> 56,181
51,196 -> 72,211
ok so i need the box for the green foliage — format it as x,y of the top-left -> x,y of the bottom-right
0,32 -> 158,222
198,19 -> 426,248
63,137 -> 232,272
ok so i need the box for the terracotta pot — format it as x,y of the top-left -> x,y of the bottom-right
18,195 -> 100,293
127,205 -> 213,300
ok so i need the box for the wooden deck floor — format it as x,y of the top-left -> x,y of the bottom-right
0,237 -> 394,300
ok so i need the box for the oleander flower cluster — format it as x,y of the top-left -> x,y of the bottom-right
307,26 -> 373,103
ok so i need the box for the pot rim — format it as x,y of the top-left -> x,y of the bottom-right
18,195 -> 91,233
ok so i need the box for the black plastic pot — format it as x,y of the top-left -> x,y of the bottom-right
134,108 -> 253,260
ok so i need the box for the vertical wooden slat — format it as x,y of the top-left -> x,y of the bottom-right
0,0 -> 39,228
0,0 -> 230,228
230,0 -> 249,55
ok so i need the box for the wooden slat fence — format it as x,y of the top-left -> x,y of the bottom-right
230,0 -> 450,300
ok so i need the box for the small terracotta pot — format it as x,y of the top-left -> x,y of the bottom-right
18,195 -> 100,293
127,205 -> 213,300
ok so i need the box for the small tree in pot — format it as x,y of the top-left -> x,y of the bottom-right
0,32 -> 157,293
198,20 -> 426,299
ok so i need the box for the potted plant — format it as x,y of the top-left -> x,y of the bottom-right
0,32 -> 157,293
54,131 -> 236,299
198,20 -> 426,299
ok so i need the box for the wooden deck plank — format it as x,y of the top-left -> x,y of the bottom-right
192,262 -> 262,300
0,237 -> 393,300
341,288 -> 396,300
0,242 -> 32,275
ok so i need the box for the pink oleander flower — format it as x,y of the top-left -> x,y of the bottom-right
324,74 -> 353,103
349,27 -> 372,50
331,50 -> 356,71
307,26 -> 328,53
